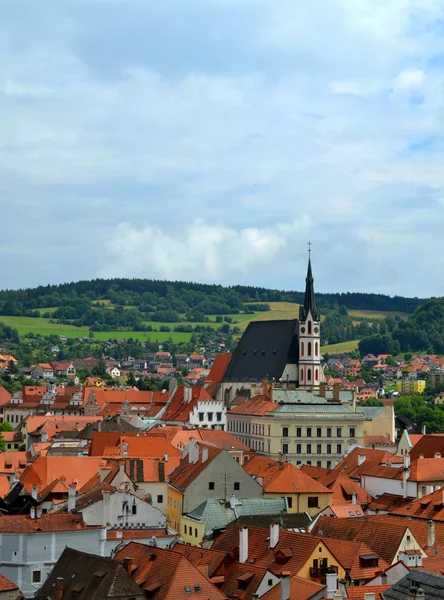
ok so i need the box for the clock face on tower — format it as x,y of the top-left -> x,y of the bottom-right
300,327 -> 305,334
314,326 -> 319,333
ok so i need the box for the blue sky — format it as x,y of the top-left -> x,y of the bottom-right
1,0 -> 444,297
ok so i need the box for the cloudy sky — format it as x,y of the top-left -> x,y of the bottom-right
1,0 -> 444,297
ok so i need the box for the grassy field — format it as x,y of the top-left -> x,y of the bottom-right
320,339 -> 360,353
35,307 -> 60,315
0,316 -> 90,338
348,309 -> 408,320
93,331 -> 193,343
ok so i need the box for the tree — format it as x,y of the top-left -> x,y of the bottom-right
0,421 -> 13,431
7,360 -> 18,375
362,398 -> 384,407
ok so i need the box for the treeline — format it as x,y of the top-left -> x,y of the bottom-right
359,298 -> 444,356
0,277 -> 424,316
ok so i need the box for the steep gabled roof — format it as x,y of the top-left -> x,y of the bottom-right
391,487 -> 444,521
244,456 -> 330,494
228,395 -> 279,416
300,465 -> 372,505
223,320 -> 299,383
382,569 -> 444,599
334,448 -> 403,479
168,443 -> 222,491
35,547 -> 144,600
207,354 -> 231,383
260,575 -> 325,600
410,434 -> 444,460
114,542 -> 228,600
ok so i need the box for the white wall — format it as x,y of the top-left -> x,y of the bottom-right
361,475 -> 417,499
189,400 -> 226,429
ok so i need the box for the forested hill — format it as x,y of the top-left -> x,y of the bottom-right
0,277 -> 425,317
359,298 -> 444,355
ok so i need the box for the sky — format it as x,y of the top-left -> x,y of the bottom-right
1,0 -> 444,297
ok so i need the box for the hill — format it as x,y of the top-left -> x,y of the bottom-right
359,298 -> 444,356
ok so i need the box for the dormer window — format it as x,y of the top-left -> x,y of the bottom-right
359,555 -> 379,568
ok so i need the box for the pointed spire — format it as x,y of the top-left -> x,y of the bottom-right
299,248 -> 320,321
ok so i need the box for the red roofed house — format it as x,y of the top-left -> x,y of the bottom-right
161,385 -> 227,430
31,363 -> 54,380
0,512 -> 106,598
167,439 -> 263,532
244,455 -> 332,516
0,573 -> 20,599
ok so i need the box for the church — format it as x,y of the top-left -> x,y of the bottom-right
219,253 -> 324,405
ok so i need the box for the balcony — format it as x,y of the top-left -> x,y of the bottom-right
309,565 -> 338,579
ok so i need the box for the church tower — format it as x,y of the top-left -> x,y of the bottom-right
298,249 -> 321,391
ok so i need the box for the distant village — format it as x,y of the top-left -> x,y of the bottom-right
0,258 -> 442,599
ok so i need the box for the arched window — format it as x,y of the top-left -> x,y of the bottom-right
315,368 -> 319,381
308,321 -> 312,334
300,369 -> 304,380
308,368 -> 312,381
308,342 -> 312,356
315,342 -> 319,356
301,341 -> 304,356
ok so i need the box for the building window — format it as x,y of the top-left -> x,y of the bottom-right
317,427 -> 322,437
209,482 -> 215,490
337,444 -> 342,454
216,413 -> 222,421
282,444 -> 289,454
287,496 -> 293,509
327,460 -> 332,468
296,444 -> 302,454
317,444 -> 322,454
349,427 -> 355,438
307,427 -> 312,438
327,427 -> 332,438
184,525 -> 187,534
282,427 -> 289,437
308,342 -> 312,356
307,368 -> 312,381
315,342 -> 319,356
198,412 -> 204,422
308,497 -> 319,508
308,321 -> 312,334
300,369 -> 304,380
132,504 -> 137,515
32,571 -> 41,583
195,528 -> 198,537
326,444 -> 332,454
157,495 -> 163,503
208,413 -> 213,422
315,368 -> 319,381
234,482 -> 240,491
307,444 -> 312,454
301,341 -> 304,356
337,427 -> 342,438
296,427 -> 302,437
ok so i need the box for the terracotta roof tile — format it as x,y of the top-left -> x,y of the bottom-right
228,395 -> 279,416
260,575 -> 325,600
321,538 -> 390,580
169,443 -> 222,491
0,512 -> 97,534
20,455 -> 104,493
0,385 -> 12,406
244,456 -> 330,495
410,434 -> 444,460
346,585 -> 390,599
334,448 -> 403,479
391,487 -> 444,522
300,465 -> 372,505
207,354 -> 231,383
0,573 -> 19,592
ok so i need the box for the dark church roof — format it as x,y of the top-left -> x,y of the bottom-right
299,256 -> 321,321
223,320 -> 299,383
382,569 -> 444,599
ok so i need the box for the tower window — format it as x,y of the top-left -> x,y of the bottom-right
308,321 -> 312,334
300,369 -> 304,380
315,342 -> 319,356
315,368 -> 319,381
308,342 -> 312,356
301,341 -> 304,356
308,368 -> 312,381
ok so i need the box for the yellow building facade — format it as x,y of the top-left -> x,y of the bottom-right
167,484 -> 184,532
395,379 -> 426,394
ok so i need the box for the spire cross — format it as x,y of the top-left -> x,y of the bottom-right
307,241 -> 312,253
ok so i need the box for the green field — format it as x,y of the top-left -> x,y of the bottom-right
320,339 -> 360,353
93,331 -> 193,343
348,309 -> 408,320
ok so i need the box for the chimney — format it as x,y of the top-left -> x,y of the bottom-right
417,552 -> 423,567
403,458 -> 410,499
404,455 -> 411,469
163,453 -> 169,462
239,527 -> 248,563
184,387 -> 192,403
31,485 -> 38,501
333,383 -> 340,402
352,492 -> 357,505
325,571 -> 338,599
30,507 -> 36,519
319,382 -> 327,398
364,594 -> 376,600
422,424 -> 427,434
98,420 -> 102,432
68,484 -> 77,512
358,454 -> 366,466
435,452 -> 442,459
122,557 -> 132,574
36,507 -> 42,519
428,519 -> 436,547
270,521 -> 279,549
280,571 -> 291,600
202,447 -> 209,463
409,587 -> 425,599
333,592 -> 342,599
55,577 -> 63,600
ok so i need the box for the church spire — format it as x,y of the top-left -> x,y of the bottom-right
299,245 -> 320,321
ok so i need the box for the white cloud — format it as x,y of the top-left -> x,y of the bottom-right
393,68 -> 425,91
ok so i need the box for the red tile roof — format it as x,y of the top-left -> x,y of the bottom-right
161,386 -> 214,423
207,354 -> 231,383
244,456 -> 330,495
390,487 -> 444,521
0,573 -> 19,592
152,426 -> 251,453
168,443 -> 221,491
228,395 -> 279,416
409,434 -> 444,460
346,585 -> 390,599
0,512 -> 97,534
260,576 -> 325,600
102,436 -> 181,459
114,542 -> 228,600
172,543 -> 229,578
321,538 -> 390,581
300,465 -> 372,505
334,447 -> 402,479
20,455 -> 104,493
0,451 -> 28,474
0,385 -> 11,406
